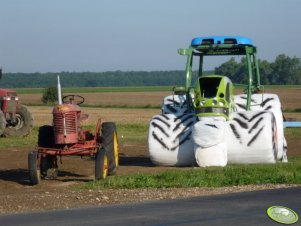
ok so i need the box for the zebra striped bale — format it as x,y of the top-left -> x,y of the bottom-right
148,113 -> 195,166
226,111 -> 277,164
234,93 -> 286,162
162,95 -> 189,115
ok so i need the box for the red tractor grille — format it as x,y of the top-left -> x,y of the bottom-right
53,112 -> 77,134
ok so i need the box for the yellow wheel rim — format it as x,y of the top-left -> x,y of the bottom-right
103,153 -> 108,179
113,131 -> 119,167
37,169 -> 41,179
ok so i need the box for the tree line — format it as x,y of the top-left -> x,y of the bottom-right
215,54 -> 301,85
1,54 -> 300,88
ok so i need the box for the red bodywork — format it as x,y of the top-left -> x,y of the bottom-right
53,104 -> 81,144
0,88 -> 18,114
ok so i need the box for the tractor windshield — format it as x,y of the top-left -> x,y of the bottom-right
199,77 -> 222,98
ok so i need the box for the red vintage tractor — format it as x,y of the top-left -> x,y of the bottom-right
0,69 -> 33,137
28,78 -> 118,185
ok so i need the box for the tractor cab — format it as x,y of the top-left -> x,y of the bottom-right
178,36 -> 262,113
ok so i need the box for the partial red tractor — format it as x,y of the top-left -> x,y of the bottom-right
0,69 -> 33,137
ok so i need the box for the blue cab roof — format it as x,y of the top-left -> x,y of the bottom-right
191,36 -> 253,46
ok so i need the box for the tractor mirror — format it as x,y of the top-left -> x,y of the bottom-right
178,48 -> 189,56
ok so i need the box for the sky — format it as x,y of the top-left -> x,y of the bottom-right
0,0 -> 300,73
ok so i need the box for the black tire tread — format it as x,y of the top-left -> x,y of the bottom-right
101,122 -> 119,175
3,105 -> 33,137
95,148 -> 108,180
28,151 -> 40,185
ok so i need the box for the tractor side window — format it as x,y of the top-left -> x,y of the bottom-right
226,83 -> 230,102
199,77 -> 222,98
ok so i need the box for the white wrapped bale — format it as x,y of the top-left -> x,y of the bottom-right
192,120 -> 227,167
195,143 -> 227,167
234,93 -> 286,161
226,111 -> 277,164
148,113 -> 195,166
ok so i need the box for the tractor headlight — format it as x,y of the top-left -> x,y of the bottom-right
212,99 -> 218,106
219,100 -> 225,106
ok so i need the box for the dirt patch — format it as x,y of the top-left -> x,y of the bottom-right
19,91 -> 171,107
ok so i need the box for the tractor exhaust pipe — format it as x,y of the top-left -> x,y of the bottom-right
57,75 -> 62,105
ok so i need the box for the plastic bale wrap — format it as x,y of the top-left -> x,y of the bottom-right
148,113 -> 195,166
161,94 -> 189,115
234,93 -> 286,162
192,119 -> 228,167
226,111 -> 277,164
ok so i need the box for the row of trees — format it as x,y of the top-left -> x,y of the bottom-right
1,71 -> 187,88
215,54 -> 301,85
1,54 -> 300,88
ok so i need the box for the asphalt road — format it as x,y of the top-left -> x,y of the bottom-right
1,187 -> 300,226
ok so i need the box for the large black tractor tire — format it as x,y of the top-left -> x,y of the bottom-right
3,105 -> 33,137
101,122 -> 119,176
28,151 -> 41,185
95,148 -> 108,180
0,111 -> 7,136
38,125 -> 58,179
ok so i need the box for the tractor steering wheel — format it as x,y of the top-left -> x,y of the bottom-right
62,95 -> 85,105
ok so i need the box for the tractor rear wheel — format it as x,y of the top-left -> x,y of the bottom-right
0,111 -> 6,136
101,122 -> 119,176
28,151 -> 41,185
3,105 -> 33,137
95,148 -> 108,180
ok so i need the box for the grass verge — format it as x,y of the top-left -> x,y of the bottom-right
81,157 -> 301,189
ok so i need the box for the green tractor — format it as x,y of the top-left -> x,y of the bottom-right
148,36 -> 286,167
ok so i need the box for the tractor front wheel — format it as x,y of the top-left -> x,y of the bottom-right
28,151 -> 41,185
95,148 -> 108,180
101,122 -> 119,176
4,105 -> 33,137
